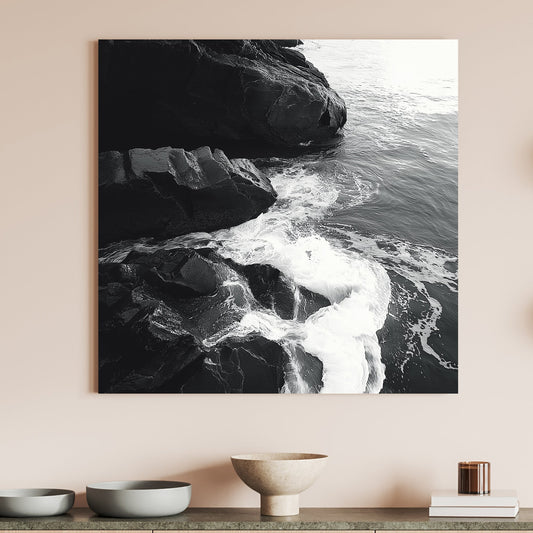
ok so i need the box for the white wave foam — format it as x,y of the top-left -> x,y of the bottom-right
406,279 -> 456,371
211,166 -> 392,393
302,289 -> 388,393
330,227 -> 457,369
331,227 -> 457,291
100,164 -> 393,393
205,250 -> 391,394
268,166 -> 339,221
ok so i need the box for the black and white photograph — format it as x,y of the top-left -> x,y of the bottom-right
98,39 -> 458,394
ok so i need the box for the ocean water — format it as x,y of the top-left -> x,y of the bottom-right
211,39 -> 458,393
301,40 -> 458,392
101,40 -> 458,393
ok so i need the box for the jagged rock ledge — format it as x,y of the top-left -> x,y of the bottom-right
99,247 -> 328,393
99,146 -> 276,246
99,39 -> 347,151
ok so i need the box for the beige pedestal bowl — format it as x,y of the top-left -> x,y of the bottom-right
231,453 -> 328,516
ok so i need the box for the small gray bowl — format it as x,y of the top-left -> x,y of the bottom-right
86,480 -> 191,518
0,488 -> 75,517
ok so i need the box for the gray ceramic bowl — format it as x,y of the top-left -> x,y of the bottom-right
0,488 -> 75,517
86,480 -> 191,518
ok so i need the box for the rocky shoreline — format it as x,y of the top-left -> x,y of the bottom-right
99,39 -> 346,152
99,146 -> 277,246
99,247 -> 327,393
98,40 -> 347,393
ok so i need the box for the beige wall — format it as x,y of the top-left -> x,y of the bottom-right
1,0 -> 532,509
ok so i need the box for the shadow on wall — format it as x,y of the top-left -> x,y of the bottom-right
525,302 -> 533,339
522,123 -> 533,344
374,479 -> 430,507
74,461 -> 244,508
515,139 -> 533,346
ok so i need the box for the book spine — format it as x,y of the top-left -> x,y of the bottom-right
430,497 -> 518,507
429,506 -> 519,518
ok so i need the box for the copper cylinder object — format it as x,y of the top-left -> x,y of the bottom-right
458,461 -> 491,494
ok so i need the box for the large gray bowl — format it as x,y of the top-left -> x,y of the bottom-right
0,488 -> 75,517
86,481 -> 191,518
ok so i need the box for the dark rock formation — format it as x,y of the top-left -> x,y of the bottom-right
274,39 -> 303,48
99,40 -> 347,152
98,268 -> 203,393
228,261 -> 330,321
180,336 -> 286,393
123,248 -> 217,299
99,146 -> 276,246
283,343 -> 324,394
99,247 -> 326,393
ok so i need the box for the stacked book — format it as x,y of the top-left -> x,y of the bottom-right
429,490 -> 519,517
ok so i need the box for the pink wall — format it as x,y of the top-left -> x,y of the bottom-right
1,0 -> 533,509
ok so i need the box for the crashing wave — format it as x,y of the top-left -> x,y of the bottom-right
208,165 -> 392,393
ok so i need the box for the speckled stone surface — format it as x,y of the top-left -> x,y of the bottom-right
1,508 -> 532,530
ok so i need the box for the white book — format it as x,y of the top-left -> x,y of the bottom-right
429,504 -> 519,518
431,489 -> 518,507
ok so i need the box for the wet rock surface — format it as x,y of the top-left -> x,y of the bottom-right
99,247 -> 325,393
99,146 -> 276,246
99,39 -> 346,152
96,39 -> 350,394
224,260 -> 330,321
180,336 -> 286,394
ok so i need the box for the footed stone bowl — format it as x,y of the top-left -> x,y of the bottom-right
231,453 -> 328,516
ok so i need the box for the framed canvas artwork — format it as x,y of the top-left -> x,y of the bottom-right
98,39 -> 458,393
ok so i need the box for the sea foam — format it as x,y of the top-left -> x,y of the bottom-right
100,164 -> 394,393
329,227 -> 458,370
211,165 -> 392,393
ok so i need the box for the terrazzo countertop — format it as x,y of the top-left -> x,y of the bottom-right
0,508 -> 532,530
